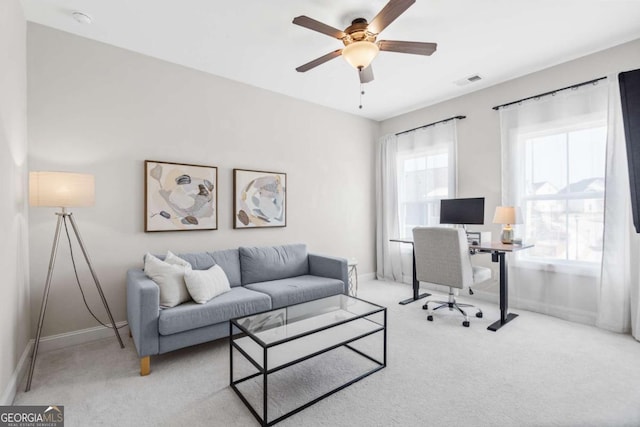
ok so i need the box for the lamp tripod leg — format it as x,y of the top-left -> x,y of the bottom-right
68,213 -> 124,349
25,214 -> 64,392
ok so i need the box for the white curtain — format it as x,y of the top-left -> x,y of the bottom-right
396,123 -> 458,213
499,81 -> 609,325
598,75 -> 640,340
376,120 -> 459,283
376,134 -> 402,281
499,77 -> 640,338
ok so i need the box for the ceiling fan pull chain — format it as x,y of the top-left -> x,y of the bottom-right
359,82 -> 365,109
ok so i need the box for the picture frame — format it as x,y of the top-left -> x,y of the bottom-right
233,169 -> 286,229
145,160 -> 218,232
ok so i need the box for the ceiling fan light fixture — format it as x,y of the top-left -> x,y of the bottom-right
342,41 -> 380,70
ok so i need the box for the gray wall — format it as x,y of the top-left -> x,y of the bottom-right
24,20 -> 640,337
381,38 -> 640,322
382,37 -> 640,221
0,0 -> 30,404
27,24 -> 378,336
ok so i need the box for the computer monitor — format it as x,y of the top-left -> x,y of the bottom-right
439,197 -> 485,225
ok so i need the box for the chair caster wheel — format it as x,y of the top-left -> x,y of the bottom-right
463,321 -> 470,327
476,312 -> 483,318
427,315 -> 433,321
422,303 -> 429,310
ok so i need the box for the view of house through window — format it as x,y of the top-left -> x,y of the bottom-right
518,122 -> 607,264
397,150 -> 451,237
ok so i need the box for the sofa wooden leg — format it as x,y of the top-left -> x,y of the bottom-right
129,329 -> 132,338
140,356 -> 150,376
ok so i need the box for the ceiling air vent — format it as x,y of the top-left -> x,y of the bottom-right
454,74 -> 482,86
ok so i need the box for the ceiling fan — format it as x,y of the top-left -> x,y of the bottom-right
293,0 -> 437,84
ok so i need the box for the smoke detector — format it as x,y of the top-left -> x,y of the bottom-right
71,11 -> 93,24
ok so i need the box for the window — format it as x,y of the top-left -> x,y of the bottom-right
395,122 -> 457,238
501,82 -> 609,269
376,120 -> 458,283
397,150 -> 451,237
519,123 -> 606,264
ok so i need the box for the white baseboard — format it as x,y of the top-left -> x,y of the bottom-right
382,278 -> 596,326
511,297 -> 596,325
36,321 -> 129,353
358,272 -> 375,282
0,321 -> 129,405
466,288 -> 596,325
1,343 -> 32,405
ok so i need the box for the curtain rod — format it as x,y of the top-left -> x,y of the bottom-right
492,76 -> 607,111
395,115 -> 466,136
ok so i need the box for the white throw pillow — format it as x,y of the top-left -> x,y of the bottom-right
143,253 -> 192,307
184,264 -> 231,304
164,251 -> 192,269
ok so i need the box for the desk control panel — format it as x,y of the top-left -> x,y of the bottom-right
466,231 -> 491,246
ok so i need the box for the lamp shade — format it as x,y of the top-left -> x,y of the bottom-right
493,206 -> 519,225
29,171 -> 95,208
342,41 -> 380,70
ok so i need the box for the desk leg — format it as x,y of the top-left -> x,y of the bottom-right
399,246 -> 431,305
488,251 -> 518,331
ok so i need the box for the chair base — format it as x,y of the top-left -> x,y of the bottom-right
422,289 -> 482,327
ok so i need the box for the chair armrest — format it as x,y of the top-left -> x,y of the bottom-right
126,269 -> 160,357
308,254 -> 348,294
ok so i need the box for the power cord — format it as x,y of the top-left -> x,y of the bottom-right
62,217 -> 128,331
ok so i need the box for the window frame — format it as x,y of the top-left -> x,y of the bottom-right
512,117 -> 606,274
396,145 -> 454,237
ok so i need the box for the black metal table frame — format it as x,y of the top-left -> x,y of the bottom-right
401,244 -> 432,305
485,250 -> 517,331
468,242 -> 533,331
389,239 -> 431,305
229,298 -> 387,426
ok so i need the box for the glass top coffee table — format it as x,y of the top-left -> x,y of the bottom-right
230,294 -> 387,426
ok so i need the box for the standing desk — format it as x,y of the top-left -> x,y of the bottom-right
391,238 -> 533,331
469,241 -> 533,331
389,238 -> 431,305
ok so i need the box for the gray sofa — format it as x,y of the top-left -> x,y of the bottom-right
126,243 -> 348,375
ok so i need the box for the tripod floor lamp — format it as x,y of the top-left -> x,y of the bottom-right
26,171 -> 124,392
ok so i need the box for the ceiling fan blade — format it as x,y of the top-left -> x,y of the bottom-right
359,66 -> 374,84
378,40 -> 437,56
368,0 -> 415,35
296,49 -> 343,72
292,16 -> 346,39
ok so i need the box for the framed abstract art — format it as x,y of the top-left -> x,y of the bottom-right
233,169 -> 286,229
145,160 -> 218,232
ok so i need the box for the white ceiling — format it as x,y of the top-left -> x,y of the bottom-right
19,0 -> 640,121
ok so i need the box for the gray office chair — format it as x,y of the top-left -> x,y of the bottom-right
412,227 -> 491,327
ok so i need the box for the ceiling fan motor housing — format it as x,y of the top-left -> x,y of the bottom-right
343,18 -> 377,46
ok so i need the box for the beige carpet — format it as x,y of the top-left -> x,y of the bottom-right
14,279 -> 640,426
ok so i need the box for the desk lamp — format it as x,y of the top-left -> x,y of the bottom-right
26,171 -> 124,392
493,206 -> 520,244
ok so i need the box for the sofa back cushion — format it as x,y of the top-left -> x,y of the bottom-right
240,244 -> 309,285
174,249 -> 242,287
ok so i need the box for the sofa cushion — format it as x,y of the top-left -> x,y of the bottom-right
184,264 -> 231,304
245,275 -> 345,309
173,249 -> 242,287
240,244 -> 309,285
165,251 -> 192,269
158,287 -> 271,335
144,253 -> 191,308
